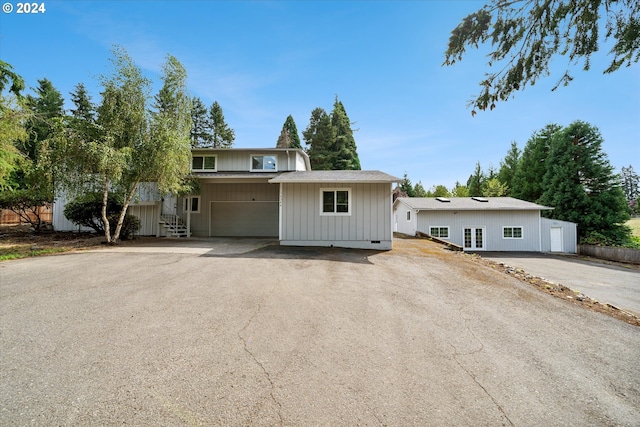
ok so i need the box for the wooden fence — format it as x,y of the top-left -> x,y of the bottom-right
578,245 -> 640,264
0,206 -> 53,225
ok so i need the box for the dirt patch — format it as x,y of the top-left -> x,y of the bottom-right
0,225 -> 153,259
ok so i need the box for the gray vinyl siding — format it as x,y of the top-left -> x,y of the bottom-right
417,210 -> 542,251
541,217 -> 577,253
394,199 -> 417,235
215,151 -> 295,171
280,183 -> 393,249
180,182 -> 279,237
128,204 -> 160,236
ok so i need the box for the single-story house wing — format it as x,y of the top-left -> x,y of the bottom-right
394,196 -> 577,253
270,170 -> 401,250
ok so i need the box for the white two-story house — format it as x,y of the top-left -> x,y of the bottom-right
53,148 -> 401,250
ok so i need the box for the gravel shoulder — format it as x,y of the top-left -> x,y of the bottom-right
1,236 -> 639,426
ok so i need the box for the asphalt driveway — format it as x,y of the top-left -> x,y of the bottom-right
480,252 -> 640,316
1,238 -> 639,426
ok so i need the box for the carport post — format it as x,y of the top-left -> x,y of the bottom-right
187,209 -> 191,238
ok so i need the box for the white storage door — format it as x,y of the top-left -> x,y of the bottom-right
550,227 -> 563,252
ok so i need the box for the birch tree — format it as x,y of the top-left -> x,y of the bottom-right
52,47 -> 192,243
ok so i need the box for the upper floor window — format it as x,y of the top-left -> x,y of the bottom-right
321,188 -> 351,215
192,155 -> 216,171
251,155 -> 277,171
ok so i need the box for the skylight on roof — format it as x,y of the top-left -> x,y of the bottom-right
436,197 -> 450,202
472,197 -> 489,202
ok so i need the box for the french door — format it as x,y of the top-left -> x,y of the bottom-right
463,227 -> 485,250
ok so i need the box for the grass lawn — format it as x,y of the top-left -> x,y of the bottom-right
627,218 -> 640,237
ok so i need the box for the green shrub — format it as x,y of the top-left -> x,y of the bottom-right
582,226 -> 640,249
107,213 -> 140,240
63,193 -> 122,234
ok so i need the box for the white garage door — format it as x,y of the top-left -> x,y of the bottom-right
210,201 -> 279,237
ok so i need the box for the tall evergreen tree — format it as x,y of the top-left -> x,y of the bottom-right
538,121 -> 630,243
413,181 -> 428,197
190,96 -> 209,147
303,108 -> 335,170
511,124 -> 560,202
0,60 -> 25,98
276,115 -> 301,149
467,162 -> 485,196
66,83 -> 99,157
330,98 -> 361,170
207,101 -> 235,148
69,83 -> 95,122
303,99 -> 361,170
497,141 -> 521,195
398,172 -> 416,197
444,0 -> 640,113
24,78 -> 64,161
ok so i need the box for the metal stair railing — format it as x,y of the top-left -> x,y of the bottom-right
159,214 -> 188,237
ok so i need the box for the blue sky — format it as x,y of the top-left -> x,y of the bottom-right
1,0 -> 638,189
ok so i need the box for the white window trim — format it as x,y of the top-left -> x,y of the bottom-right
319,188 -> 352,216
184,196 -> 201,214
502,226 -> 523,239
429,226 -> 450,239
406,210 -> 411,221
250,154 -> 278,172
191,155 -> 217,172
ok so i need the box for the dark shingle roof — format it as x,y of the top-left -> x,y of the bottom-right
395,197 -> 552,211
269,170 -> 402,184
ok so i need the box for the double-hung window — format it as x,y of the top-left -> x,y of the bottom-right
503,226 -> 523,239
192,155 -> 216,172
429,226 -> 449,238
321,188 -> 350,215
251,155 -> 277,171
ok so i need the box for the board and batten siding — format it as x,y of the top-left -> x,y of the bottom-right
180,182 -> 279,236
279,182 -> 393,250
214,151 -> 297,171
540,217 -> 577,253
417,210 -> 542,251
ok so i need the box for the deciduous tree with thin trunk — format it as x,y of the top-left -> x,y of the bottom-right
51,47 -> 193,243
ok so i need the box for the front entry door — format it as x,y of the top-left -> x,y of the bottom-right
463,227 -> 485,250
